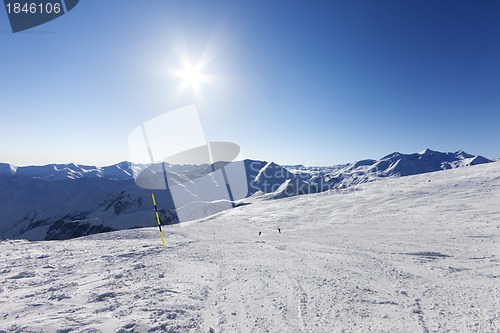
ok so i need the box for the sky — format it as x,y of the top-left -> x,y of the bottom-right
1,0 -> 499,166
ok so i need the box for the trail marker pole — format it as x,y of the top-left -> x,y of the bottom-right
151,193 -> 166,248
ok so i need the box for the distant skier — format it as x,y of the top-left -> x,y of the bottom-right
259,231 -> 262,236
278,228 -> 281,234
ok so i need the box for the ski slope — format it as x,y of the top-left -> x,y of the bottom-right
1,162 -> 499,332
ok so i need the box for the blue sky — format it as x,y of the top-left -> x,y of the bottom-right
1,0 -> 499,166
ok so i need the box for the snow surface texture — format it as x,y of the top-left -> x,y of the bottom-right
0,150 -> 493,241
1,161 -> 499,332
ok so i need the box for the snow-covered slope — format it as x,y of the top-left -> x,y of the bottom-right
0,150 -> 493,240
0,177 -> 179,241
1,161 -> 499,332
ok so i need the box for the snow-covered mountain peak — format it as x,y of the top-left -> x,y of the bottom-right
419,148 -> 436,155
456,150 -> 475,160
381,151 -> 402,160
0,163 -> 17,176
351,159 -> 377,168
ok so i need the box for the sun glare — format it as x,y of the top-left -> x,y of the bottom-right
167,46 -> 219,99
181,64 -> 201,90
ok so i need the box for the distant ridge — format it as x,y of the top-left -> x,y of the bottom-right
0,149 -> 492,183
284,149 -> 493,193
0,161 -> 136,180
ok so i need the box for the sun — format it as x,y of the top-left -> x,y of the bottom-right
181,64 -> 201,90
167,50 -> 217,98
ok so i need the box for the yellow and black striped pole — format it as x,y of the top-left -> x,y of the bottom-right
151,193 -> 166,248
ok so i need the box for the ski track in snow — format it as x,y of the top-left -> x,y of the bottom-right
1,162 -> 500,332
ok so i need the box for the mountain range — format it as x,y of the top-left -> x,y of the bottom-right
0,149 -> 493,240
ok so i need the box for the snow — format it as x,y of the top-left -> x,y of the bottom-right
1,162 -> 499,332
